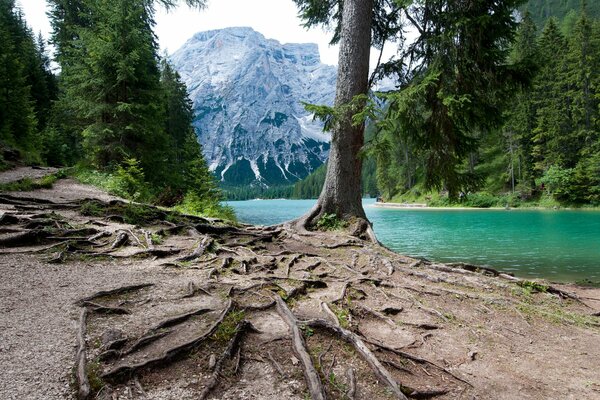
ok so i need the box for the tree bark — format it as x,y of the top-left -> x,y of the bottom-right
297,0 -> 374,234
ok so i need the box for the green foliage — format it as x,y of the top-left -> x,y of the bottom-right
518,280 -> 549,294
315,213 -> 348,231
370,5 -> 600,208
108,158 -> 149,202
173,191 -> 237,222
0,0 -> 56,161
522,0 -> 600,28
0,173 -> 60,192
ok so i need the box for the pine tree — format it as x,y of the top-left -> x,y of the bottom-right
383,0 -> 525,198
0,0 -> 38,159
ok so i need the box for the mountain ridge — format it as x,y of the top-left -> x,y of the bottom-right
171,27 -> 336,187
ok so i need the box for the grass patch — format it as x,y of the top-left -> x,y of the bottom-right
212,310 -> 246,342
86,360 -> 104,394
575,279 -> 600,288
517,280 -> 549,295
329,304 -> 350,328
0,170 -> 65,192
517,299 -> 599,327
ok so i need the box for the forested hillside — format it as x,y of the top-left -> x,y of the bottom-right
292,5 -> 599,208
523,0 -> 600,28
376,7 -> 599,206
0,0 -> 231,218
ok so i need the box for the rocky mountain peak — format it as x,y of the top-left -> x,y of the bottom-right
171,27 -> 336,187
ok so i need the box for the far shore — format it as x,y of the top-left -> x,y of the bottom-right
370,201 -> 600,211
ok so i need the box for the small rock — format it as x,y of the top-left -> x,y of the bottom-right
208,354 -> 217,370
468,350 -> 478,361
291,356 -> 299,366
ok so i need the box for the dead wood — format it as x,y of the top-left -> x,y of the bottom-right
82,301 -> 130,315
102,300 -> 233,382
274,296 -> 326,400
198,320 -> 253,400
76,283 -> 154,305
76,307 -> 90,400
303,318 -> 409,400
175,236 -> 213,262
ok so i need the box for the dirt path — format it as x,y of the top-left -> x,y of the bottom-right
1,171 -> 599,400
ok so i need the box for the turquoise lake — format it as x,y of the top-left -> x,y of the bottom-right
226,198 -> 600,282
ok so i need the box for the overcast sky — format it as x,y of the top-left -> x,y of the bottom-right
17,0 -> 345,65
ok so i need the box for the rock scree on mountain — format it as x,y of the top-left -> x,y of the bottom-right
1,169 -> 600,399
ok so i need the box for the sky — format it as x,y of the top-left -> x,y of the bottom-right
17,0 -> 344,65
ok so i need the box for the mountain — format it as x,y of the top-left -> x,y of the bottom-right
171,27 -> 336,187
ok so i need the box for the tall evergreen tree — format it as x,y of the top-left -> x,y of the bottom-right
0,0 -> 50,162
383,0 -> 526,198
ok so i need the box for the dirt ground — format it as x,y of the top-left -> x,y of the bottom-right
1,169 -> 599,400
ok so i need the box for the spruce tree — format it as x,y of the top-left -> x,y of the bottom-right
0,0 -> 38,159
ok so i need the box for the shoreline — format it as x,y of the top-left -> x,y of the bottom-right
370,202 -> 600,211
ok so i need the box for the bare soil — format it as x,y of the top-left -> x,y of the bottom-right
1,170 -> 599,400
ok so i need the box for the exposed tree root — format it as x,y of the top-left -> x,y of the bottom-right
109,231 -> 129,250
274,296 -> 326,400
76,308 -> 90,400
75,283 -> 154,306
101,300 -> 233,382
365,337 -> 473,388
82,301 -> 130,315
303,317 -> 409,400
149,307 -> 214,331
198,320 -> 254,400
176,236 -> 213,262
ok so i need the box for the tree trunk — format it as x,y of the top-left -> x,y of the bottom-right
296,0 -> 374,238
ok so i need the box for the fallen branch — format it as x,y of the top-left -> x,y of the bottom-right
274,296 -> 325,400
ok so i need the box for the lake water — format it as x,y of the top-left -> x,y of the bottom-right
226,198 -> 600,282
